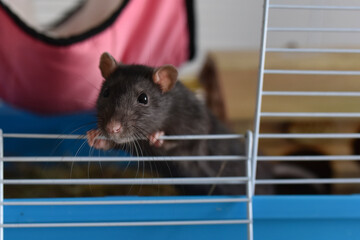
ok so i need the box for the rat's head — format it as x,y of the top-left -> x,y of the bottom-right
96,52 -> 178,144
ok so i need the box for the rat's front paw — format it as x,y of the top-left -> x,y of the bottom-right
148,131 -> 165,147
87,129 -> 112,151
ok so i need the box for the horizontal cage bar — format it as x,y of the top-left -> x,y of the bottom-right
264,69 -> 360,75
0,219 -> 250,228
259,133 -> 360,139
262,91 -> 360,97
261,112 -> 360,118
0,198 -> 249,206
266,48 -> 360,53
256,178 -> 360,184
269,4 -> 360,11
268,27 -> 360,32
257,155 -> 360,161
2,133 -> 244,140
2,155 -> 247,162
0,177 -> 249,185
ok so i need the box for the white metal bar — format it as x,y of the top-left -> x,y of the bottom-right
245,131 -> 253,240
0,219 -> 250,228
256,178 -> 360,184
266,48 -> 360,53
269,4 -> 360,11
261,112 -> 360,118
0,177 -> 249,185
262,91 -> 360,97
161,134 -> 243,140
3,134 -> 87,140
259,133 -> 360,139
3,133 -> 244,140
257,155 -> 360,161
264,69 -> 360,75
268,27 -> 360,32
1,198 -> 249,206
0,130 -> 3,240
252,0 -> 270,196
2,155 -> 247,162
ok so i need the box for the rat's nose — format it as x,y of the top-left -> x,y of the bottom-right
106,120 -> 122,134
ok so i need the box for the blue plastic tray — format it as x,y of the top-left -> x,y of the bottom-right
3,195 -> 360,240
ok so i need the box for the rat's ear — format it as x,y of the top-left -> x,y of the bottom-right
99,52 -> 118,79
153,65 -> 178,93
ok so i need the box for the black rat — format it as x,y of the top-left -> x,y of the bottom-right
87,52 -> 273,195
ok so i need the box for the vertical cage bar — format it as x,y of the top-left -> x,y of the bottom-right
0,130 -> 3,240
245,131 -> 254,240
252,0 -> 269,195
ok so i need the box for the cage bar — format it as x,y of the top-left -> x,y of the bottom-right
266,48 -> 360,53
252,0 -> 270,195
262,91 -> 360,97
0,177 -> 249,185
269,4 -> 360,11
268,27 -> 360,32
245,131 -> 254,240
3,133 -> 243,140
261,112 -> 360,118
264,69 -> 360,75
0,197 -> 249,206
0,219 -> 250,228
258,155 -> 360,161
256,178 -> 360,184
2,155 -> 246,162
259,133 -> 360,139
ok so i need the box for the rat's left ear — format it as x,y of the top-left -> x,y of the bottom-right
153,65 -> 178,93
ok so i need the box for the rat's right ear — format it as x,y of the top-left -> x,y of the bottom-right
99,52 -> 118,79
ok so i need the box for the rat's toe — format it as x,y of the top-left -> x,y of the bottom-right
149,131 -> 164,147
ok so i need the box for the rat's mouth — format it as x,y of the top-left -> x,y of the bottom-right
104,131 -> 144,144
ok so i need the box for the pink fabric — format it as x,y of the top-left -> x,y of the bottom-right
0,0 -> 190,114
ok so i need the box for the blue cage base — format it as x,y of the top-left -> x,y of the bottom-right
4,195 -> 360,240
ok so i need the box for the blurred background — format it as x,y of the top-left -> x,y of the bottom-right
5,0 -> 360,73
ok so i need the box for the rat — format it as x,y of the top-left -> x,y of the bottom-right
87,52 -> 273,195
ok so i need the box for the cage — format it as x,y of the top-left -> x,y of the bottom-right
1,1 -> 360,240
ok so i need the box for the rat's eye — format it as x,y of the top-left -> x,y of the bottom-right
137,93 -> 148,105
102,87 -> 110,98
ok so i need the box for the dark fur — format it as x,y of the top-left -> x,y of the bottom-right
96,64 -> 272,195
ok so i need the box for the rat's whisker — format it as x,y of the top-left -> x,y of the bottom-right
50,122 -> 96,156
70,139 -> 87,179
126,138 -> 140,195
121,142 -> 132,176
98,149 -> 104,177
87,161 -> 91,179
134,126 -> 151,140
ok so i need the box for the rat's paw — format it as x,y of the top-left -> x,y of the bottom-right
86,129 -> 111,151
149,131 -> 165,147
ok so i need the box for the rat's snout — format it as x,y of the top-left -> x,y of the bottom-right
106,120 -> 122,134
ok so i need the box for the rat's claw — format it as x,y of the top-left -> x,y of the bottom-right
149,131 -> 165,147
86,129 -> 111,150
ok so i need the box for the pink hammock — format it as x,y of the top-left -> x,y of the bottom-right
0,0 -> 195,114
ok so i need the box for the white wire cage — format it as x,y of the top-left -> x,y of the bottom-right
2,0 -> 360,240
0,130 -> 254,240
253,0 -> 360,193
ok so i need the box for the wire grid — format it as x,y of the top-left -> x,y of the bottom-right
0,130 -> 254,240
253,0 -> 360,193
